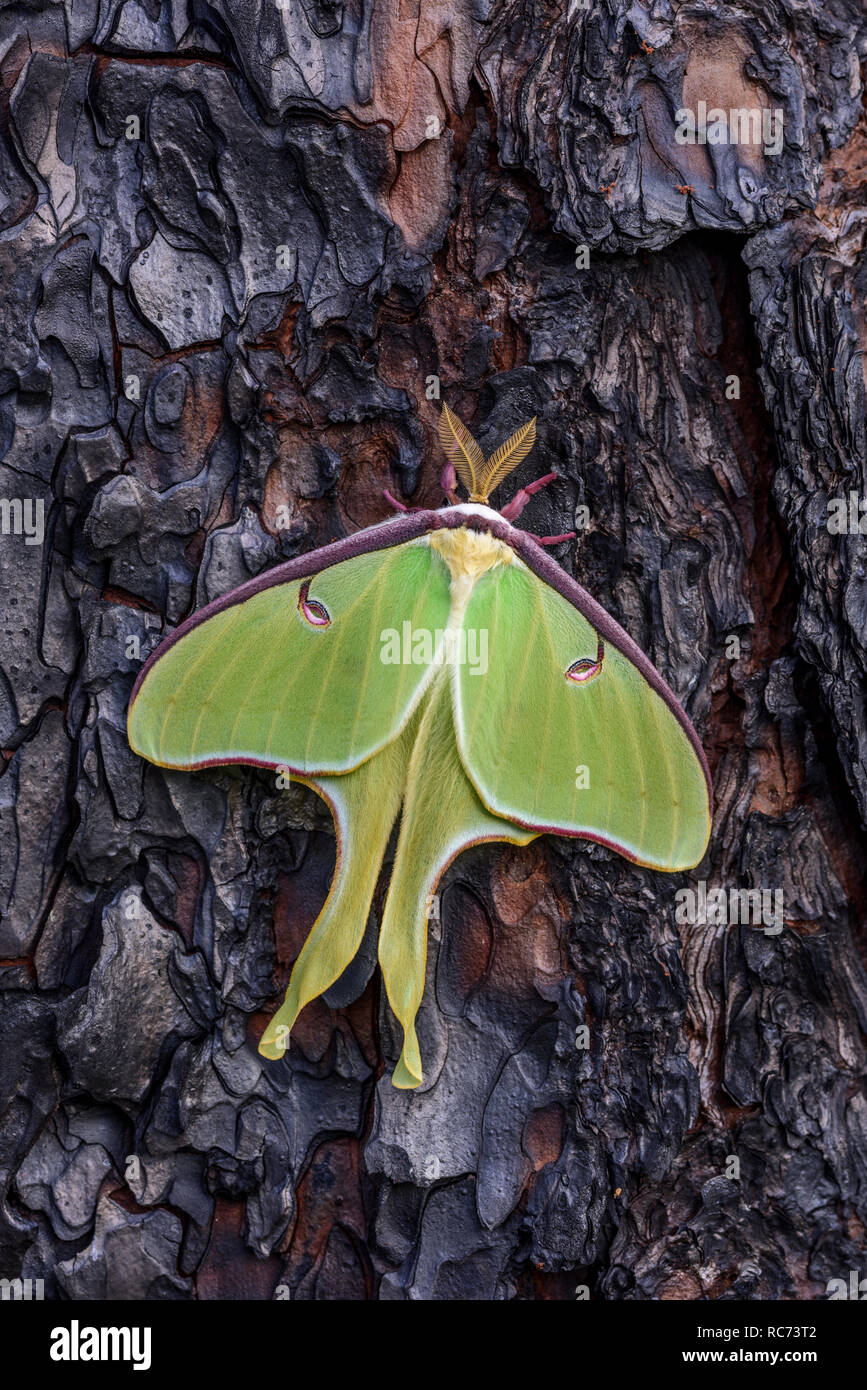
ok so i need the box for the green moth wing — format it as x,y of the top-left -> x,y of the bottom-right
258,675 -> 536,1088
128,537 -> 451,774
454,559 -> 711,871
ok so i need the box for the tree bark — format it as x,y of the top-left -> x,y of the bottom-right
0,0 -> 865,1300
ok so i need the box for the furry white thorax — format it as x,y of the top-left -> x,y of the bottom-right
441,502 -> 506,526
427,517 -> 521,636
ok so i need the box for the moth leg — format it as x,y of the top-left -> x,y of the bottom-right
378,674 -> 534,1089
258,732 -> 408,1062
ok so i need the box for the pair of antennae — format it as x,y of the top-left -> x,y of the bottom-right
437,402 -> 537,506
384,403 -> 575,546
437,404 -> 574,544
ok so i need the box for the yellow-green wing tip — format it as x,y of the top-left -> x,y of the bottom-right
632,765 -> 712,872
127,679 -> 172,767
392,1049 -> 423,1090
390,1019 -> 424,1089
258,1020 -> 289,1061
127,713 -> 156,767
126,700 -> 192,771
257,1004 -> 426,1088
650,811 -> 712,873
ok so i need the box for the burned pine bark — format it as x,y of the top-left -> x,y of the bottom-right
0,0 -> 865,1301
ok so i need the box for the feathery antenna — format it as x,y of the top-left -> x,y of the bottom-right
438,405 -> 537,505
437,403 -> 484,498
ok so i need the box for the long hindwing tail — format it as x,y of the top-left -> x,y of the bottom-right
258,731 -> 408,1060
378,671 -> 534,1089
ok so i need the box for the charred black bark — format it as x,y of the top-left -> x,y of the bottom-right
0,0 -> 865,1301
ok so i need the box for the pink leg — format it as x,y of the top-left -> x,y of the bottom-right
383,488 -> 409,513
500,471 -> 558,522
538,531 -> 577,546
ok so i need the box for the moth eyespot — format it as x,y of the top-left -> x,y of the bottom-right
566,658 -> 598,683
566,641 -> 604,684
298,581 -> 331,628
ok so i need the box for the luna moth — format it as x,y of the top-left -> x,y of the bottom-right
128,404 -> 712,1089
